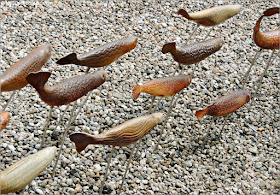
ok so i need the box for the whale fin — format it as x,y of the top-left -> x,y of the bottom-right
57,53 -> 79,65
26,72 -> 51,90
133,85 -> 142,99
195,108 -> 208,120
69,133 -> 96,153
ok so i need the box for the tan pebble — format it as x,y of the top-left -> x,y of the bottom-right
93,169 -> 100,177
17,5 -> 24,12
165,158 -> 171,167
75,184 -> 82,192
259,127 -> 265,132
71,149 -> 77,154
213,68 -> 220,73
201,95 -> 207,101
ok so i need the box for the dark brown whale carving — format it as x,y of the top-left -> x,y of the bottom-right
162,38 -> 224,65
195,90 -> 251,119
57,36 -> 138,68
26,71 -> 106,106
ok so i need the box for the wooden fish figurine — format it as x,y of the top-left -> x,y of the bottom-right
0,147 -> 56,194
26,71 -> 106,106
133,75 -> 192,99
195,90 -> 251,119
57,36 -> 138,68
253,7 -> 279,50
177,5 -> 241,26
0,111 -> 10,131
0,44 -> 51,92
162,38 -> 224,65
69,113 -> 164,153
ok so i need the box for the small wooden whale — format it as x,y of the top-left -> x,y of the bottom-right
162,38 -> 224,65
70,113 -> 164,152
195,90 -> 251,119
0,147 -> 56,194
57,36 -> 138,68
26,71 -> 106,106
253,7 -> 279,50
0,44 -> 51,92
133,75 -> 192,99
0,111 -> 10,131
177,5 -> 241,26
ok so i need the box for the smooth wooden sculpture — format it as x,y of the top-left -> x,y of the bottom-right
133,75 -> 192,99
253,7 -> 279,50
0,147 -> 56,194
26,71 -> 106,106
177,5 -> 241,26
162,38 -> 224,65
195,90 -> 251,119
70,112 -> 164,153
57,36 -> 138,68
0,44 -> 51,92
0,111 -> 10,131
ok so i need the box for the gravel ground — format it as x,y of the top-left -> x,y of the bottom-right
1,0 -> 279,194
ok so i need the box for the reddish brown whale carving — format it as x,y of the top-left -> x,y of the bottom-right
0,111 -> 10,131
133,75 -> 192,99
195,90 -> 251,119
0,44 -> 51,91
253,7 -> 279,49
26,71 -> 106,106
57,36 -> 138,68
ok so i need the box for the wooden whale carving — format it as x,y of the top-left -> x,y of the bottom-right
162,38 -> 224,65
0,147 -> 56,194
70,113 -> 164,152
253,7 -> 279,49
0,44 -> 51,91
133,75 -> 192,99
57,36 -> 138,68
177,5 -> 241,26
195,90 -> 251,119
26,71 -> 106,106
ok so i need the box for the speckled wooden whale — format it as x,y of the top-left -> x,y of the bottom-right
26,71 -> 106,106
162,38 -> 224,65
57,36 -> 138,68
0,44 -> 51,91
195,90 -> 251,119
0,147 -> 56,194
133,75 -> 192,99
69,113 -> 164,152
177,5 -> 241,26
253,7 -> 279,49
